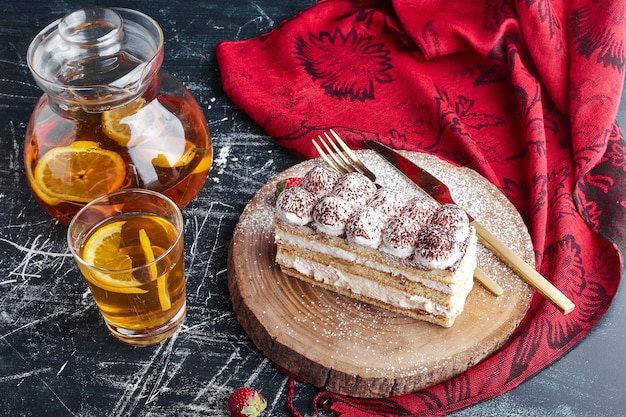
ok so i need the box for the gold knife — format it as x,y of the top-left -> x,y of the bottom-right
365,140 -> 575,314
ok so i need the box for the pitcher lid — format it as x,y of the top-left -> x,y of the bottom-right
27,7 -> 164,110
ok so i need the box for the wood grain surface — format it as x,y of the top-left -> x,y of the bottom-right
228,151 -> 533,398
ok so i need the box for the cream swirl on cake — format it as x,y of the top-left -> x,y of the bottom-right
275,186 -> 316,226
313,195 -> 355,236
431,204 -> 470,242
368,187 -> 410,216
345,206 -> 388,248
331,172 -> 377,206
401,196 -> 438,226
412,224 -> 462,269
301,165 -> 341,196
382,215 -> 422,258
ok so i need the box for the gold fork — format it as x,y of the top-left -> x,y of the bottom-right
311,129 -> 504,296
312,129 -> 377,182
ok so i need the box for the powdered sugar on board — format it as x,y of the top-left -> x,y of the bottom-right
228,150 -> 533,398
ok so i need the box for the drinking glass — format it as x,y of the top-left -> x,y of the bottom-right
68,188 -> 186,345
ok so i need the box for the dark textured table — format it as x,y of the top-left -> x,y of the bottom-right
1,1 -> 624,416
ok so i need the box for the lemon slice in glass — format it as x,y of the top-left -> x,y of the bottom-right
139,228 -> 171,311
33,141 -> 125,203
82,220 -> 147,294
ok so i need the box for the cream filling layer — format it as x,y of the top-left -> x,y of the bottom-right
276,251 -> 474,319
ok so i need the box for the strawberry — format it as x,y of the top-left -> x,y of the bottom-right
227,387 -> 267,417
275,177 -> 303,197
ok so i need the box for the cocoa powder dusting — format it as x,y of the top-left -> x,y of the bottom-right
331,172 -> 377,205
276,186 -> 316,223
413,224 -> 459,263
368,187 -> 410,216
313,195 -> 354,228
301,165 -> 341,196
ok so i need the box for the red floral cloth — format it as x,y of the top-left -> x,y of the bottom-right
217,0 -> 626,415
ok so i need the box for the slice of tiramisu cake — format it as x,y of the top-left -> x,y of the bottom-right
273,165 -> 478,327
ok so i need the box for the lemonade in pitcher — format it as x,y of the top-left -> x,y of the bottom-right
25,7 -> 212,224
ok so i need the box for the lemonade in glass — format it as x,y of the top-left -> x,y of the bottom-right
68,189 -> 185,345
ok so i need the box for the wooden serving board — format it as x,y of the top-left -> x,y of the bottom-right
227,151 -> 533,398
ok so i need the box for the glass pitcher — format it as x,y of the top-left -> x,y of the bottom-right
25,7 -> 213,224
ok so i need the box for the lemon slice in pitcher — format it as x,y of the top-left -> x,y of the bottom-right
33,141 -> 125,203
82,220 -> 147,294
103,98 -> 170,147
150,139 -> 197,168
102,98 -> 146,146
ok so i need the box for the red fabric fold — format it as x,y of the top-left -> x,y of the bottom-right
217,0 -> 626,415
